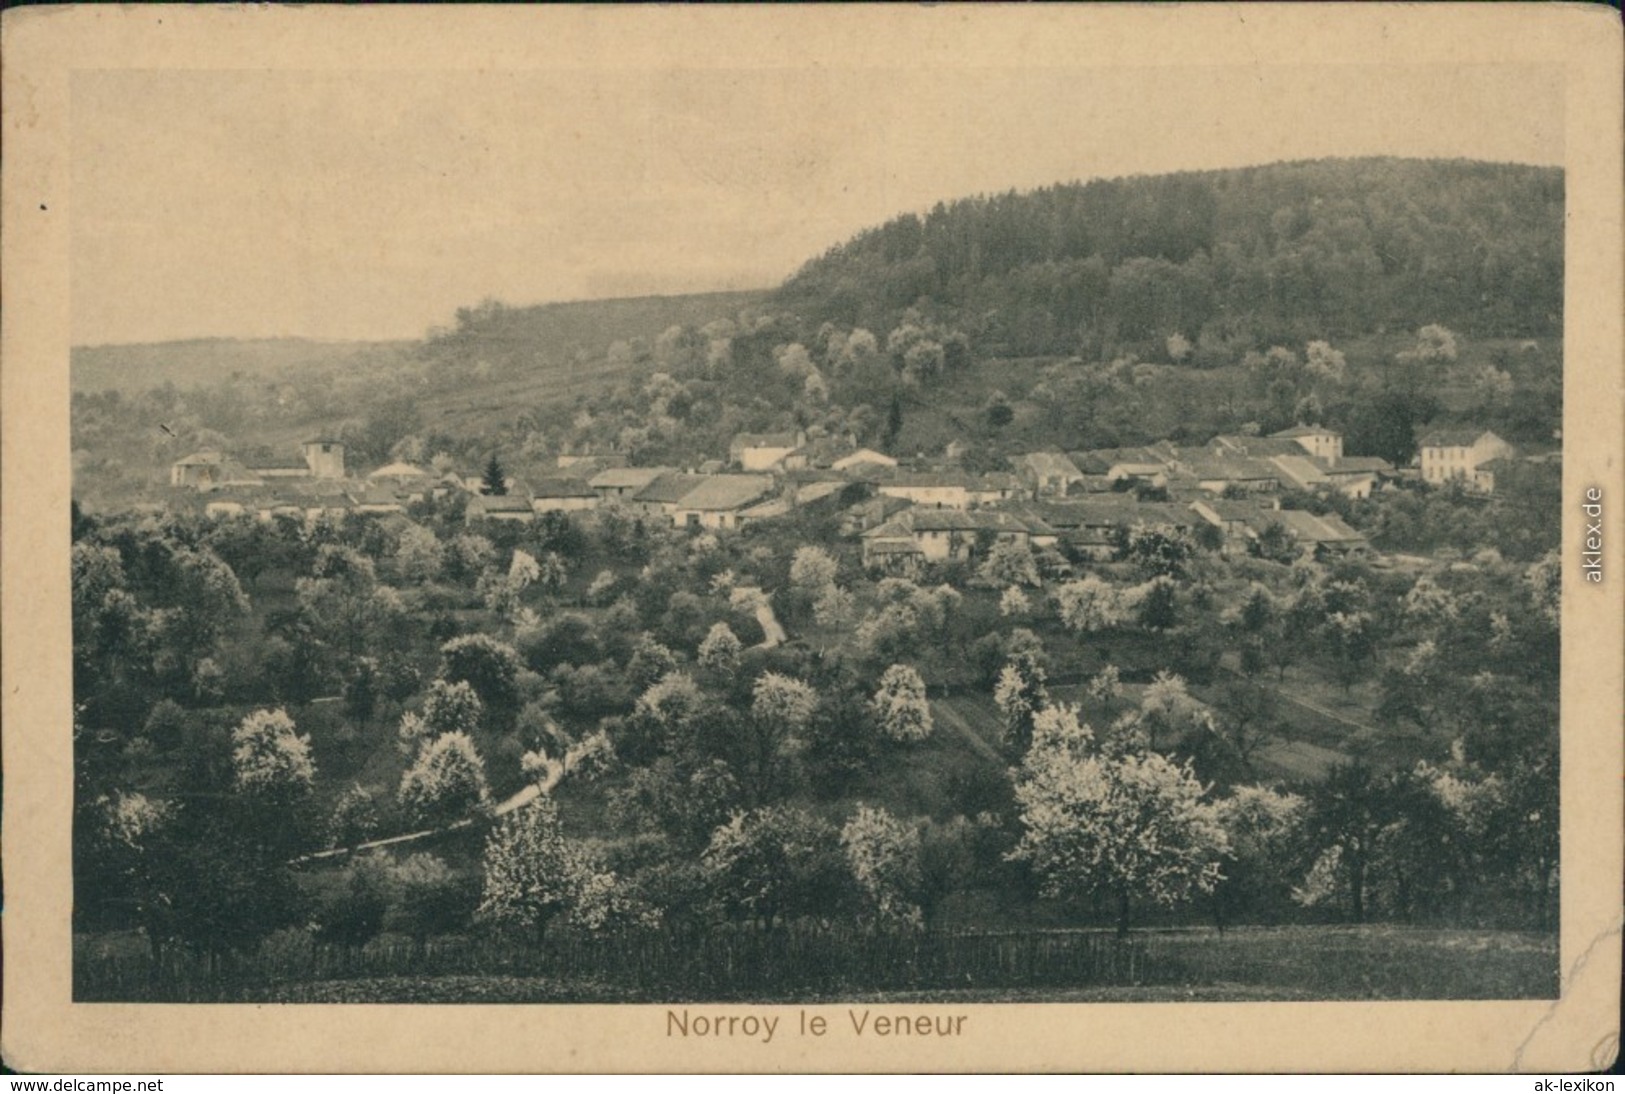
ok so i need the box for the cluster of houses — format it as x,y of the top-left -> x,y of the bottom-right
167,422 -> 1526,573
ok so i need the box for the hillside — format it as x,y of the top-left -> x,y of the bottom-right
776,158 -> 1563,357
72,158 -> 1565,505
421,290 -> 766,375
71,338 -> 416,396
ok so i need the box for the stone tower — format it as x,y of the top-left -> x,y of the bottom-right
302,438 -> 346,480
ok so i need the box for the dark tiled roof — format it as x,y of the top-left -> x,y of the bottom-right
532,478 -> 599,499
1418,428 -> 1495,447
674,475 -> 774,511
634,473 -> 707,505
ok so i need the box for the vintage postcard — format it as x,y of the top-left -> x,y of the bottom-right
3,3 -> 1620,1075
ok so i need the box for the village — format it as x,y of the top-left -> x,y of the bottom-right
69,156 -> 1567,1007
164,420 -> 1529,572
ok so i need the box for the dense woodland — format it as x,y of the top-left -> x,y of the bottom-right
72,158 -> 1563,1000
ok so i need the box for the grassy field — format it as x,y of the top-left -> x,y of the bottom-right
91,924 -> 1555,1004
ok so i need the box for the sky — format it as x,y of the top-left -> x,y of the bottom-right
70,63 -> 1563,346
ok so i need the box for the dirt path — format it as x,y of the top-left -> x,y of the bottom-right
755,601 -> 787,648
929,698 -> 1004,764
291,752 -> 568,865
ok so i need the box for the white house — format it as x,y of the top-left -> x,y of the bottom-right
669,474 -> 775,530
831,448 -> 897,473
1270,425 -> 1344,463
730,432 -> 803,472
878,472 -> 972,509
1417,428 -> 1515,489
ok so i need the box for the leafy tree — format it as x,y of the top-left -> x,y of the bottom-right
790,545 -> 840,591
1055,575 -> 1127,634
296,545 -> 402,663
870,663 -> 933,743
697,621 -> 743,673
420,678 -> 482,737
75,790 -> 176,944
477,798 -> 616,940
1132,574 -> 1179,631
1122,671 -> 1215,754
443,533 -> 497,583
440,634 -> 524,723
841,805 -> 923,927
231,709 -> 315,802
392,523 -> 444,584
979,540 -> 1041,588
751,672 -> 818,732
999,585 -> 1032,618
1122,523 -> 1195,579
985,391 -> 1014,428
883,393 -> 904,451
328,783 -> 383,848
1212,785 -> 1308,927
343,657 -> 380,724
1299,762 -> 1389,923
1251,521 -> 1298,564
626,671 -> 706,761
314,851 -> 395,952
518,612 -> 601,674
611,757 -> 741,850
387,852 -> 474,953
398,731 -> 491,826
701,806 -> 849,928
1009,702 -> 1227,935
626,634 -> 679,693
993,644 -> 1049,752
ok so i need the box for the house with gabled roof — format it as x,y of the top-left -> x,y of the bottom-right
1183,456 -> 1282,494
1080,446 -> 1175,486
860,508 -> 1040,570
171,450 -> 226,488
1188,497 -> 1282,554
730,431 -> 804,472
531,478 -> 600,514
1269,424 -> 1344,463
1013,451 -> 1084,497
831,448 -> 897,473
968,473 -> 1025,506
841,494 -> 913,536
1207,434 -> 1310,461
670,474 -> 775,530
348,483 -> 408,516
878,471 -> 973,509
858,517 -> 925,573
1270,509 -> 1370,558
631,472 -> 708,520
1416,428 -> 1514,490
589,466 -> 675,501
466,493 -> 536,524
1268,454 -> 1333,492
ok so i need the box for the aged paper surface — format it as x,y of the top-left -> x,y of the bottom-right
4,3 -> 1621,1074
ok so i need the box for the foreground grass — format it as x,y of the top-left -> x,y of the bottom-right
194,925 -> 1557,1004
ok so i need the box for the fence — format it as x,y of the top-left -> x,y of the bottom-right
75,925 -> 1158,1002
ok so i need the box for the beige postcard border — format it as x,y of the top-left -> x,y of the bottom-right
3,3 -> 1621,1074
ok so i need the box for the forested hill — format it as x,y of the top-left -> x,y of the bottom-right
775,158 -> 1563,358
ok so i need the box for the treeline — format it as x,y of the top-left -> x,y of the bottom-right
778,158 -> 1563,357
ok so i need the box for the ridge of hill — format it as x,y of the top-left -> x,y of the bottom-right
70,338 -> 417,395
71,289 -> 769,397
775,157 -> 1563,355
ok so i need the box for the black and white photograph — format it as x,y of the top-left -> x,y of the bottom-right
6,3 -> 1621,1075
